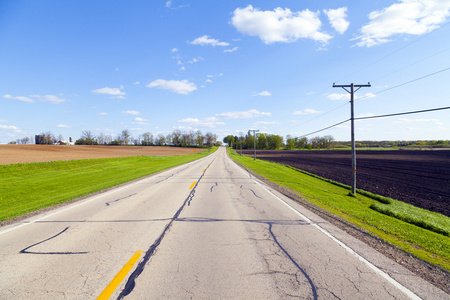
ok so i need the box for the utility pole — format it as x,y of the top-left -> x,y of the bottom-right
249,130 -> 259,160
332,82 -> 371,195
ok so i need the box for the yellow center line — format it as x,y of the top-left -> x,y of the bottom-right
97,250 -> 144,300
189,181 -> 197,189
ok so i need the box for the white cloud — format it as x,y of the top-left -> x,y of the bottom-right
122,110 -> 140,115
133,81 -> 140,85
355,0 -> 450,47
4,94 -> 67,104
57,124 -> 71,128
293,109 -> 322,115
3,94 -> 35,103
171,48 -> 178,53
0,124 -> 21,133
166,1 -> 188,9
254,121 -> 280,125
178,117 -> 225,128
224,47 -> 239,53
396,118 -> 441,124
29,94 -> 67,104
190,35 -> 230,47
147,79 -> 197,95
134,117 -> 148,125
327,93 -> 376,100
188,57 -> 204,64
253,91 -> 272,96
206,79 -> 213,83
324,7 -> 349,34
231,5 -> 332,44
216,109 -> 271,119
327,93 -> 349,100
92,86 -> 125,98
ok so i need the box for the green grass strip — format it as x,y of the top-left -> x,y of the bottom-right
228,148 -> 450,272
0,148 -> 216,222
370,202 -> 450,237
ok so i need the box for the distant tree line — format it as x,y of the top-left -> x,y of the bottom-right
223,132 -> 334,150
75,129 -> 219,147
334,140 -> 450,149
223,132 -> 284,150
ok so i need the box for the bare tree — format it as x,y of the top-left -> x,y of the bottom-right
120,129 -> 132,145
195,130 -> 204,146
156,134 -> 166,146
172,130 -> 182,146
205,132 -> 217,147
97,133 -> 106,145
142,132 -> 153,145
165,133 -> 172,145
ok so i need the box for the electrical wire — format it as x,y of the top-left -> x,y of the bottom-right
299,119 -> 350,138
357,66 -> 450,100
354,106 -> 450,120
335,21 -> 450,83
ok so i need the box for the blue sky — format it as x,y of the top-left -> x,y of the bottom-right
1,0 -> 449,144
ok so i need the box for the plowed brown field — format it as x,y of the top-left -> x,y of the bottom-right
0,145 -> 206,165
240,149 -> 450,216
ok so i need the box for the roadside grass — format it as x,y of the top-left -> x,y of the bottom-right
228,148 -> 450,272
0,148 -> 215,222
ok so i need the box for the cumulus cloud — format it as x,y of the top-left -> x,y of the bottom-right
3,94 -> 66,104
122,110 -> 140,115
216,109 -> 271,119
224,47 -> 239,53
178,117 -> 225,128
293,109 -> 322,115
190,35 -> 230,47
0,124 -> 21,132
324,7 -> 349,34
92,86 -> 125,98
147,79 -> 197,95
188,57 -> 204,64
134,117 -> 148,125
253,91 -> 272,96
3,94 -> 35,103
231,5 -> 332,44
327,93 -> 375,100
355,0 -> 450,47
29,94 -> 67,104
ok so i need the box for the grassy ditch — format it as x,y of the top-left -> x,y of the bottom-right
0,148 -> 215,222
228,148 -> 450,272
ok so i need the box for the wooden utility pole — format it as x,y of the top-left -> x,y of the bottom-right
249,130 -> 259,160
332,83 -> 371,195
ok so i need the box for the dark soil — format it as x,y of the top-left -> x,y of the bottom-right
232,153 -> 450,294
240,149 -> 450,216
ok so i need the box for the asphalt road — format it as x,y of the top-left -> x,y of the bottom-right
0,147 -> 447,299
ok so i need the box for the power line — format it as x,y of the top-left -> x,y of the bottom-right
335,21 -> 450,83
357,67 -> 450,100
299,119 -> 349,138
370,47 -> 450,83
355,106 -> 450,120
281,102 -> 349,132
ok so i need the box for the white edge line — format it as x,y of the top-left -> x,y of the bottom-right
0,157 -> 206,236
233,160 -> 421,300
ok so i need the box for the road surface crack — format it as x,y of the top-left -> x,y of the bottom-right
20,227 -> 88,255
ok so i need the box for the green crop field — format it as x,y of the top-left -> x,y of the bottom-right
0,148 -> 215,222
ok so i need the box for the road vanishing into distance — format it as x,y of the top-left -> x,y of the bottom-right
0,147 -> 447,299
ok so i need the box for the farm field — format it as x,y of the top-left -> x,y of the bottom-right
240,149 -> 450,217
0,145 -> 206,165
